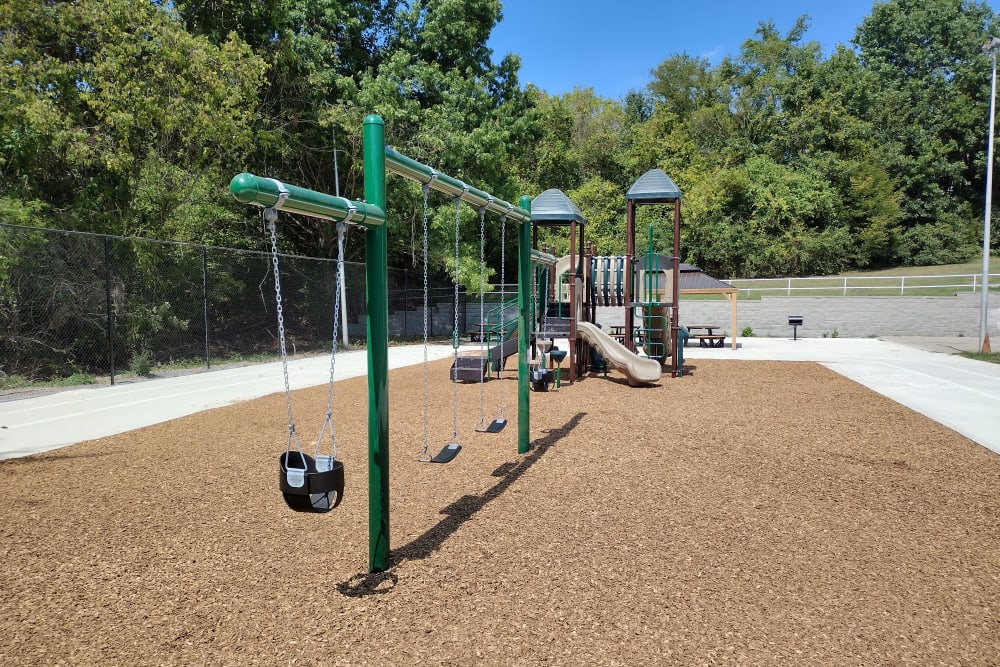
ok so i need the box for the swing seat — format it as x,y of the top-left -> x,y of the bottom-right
428,443 -> 461,464
481,417 -> 507,433
279,451 -> 345,512
530,368 -> 554,392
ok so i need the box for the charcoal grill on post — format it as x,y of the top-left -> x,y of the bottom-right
788,315 -> 803,340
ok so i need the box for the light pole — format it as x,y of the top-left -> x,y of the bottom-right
980,37 -> 1000,353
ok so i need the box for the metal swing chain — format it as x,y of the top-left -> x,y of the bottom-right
531,259 -> 539,347
317,219 -> 349,461
496,212 -> 508,419
476,202 -> 489,429
266,210 -> 303,454
419,181 -> 433,462
451,191 -> 467,442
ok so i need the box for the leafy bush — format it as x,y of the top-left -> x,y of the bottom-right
741,326 -> 754,337
129,351 -> 153,377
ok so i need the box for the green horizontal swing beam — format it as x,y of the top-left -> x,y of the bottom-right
385,147 -> 530,223
531,249 -> 558,266
229,172 -> 386,227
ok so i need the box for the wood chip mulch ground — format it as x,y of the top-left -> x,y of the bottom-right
1,358 -> 997,666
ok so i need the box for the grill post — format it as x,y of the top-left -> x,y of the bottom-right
788,315 -> 803,340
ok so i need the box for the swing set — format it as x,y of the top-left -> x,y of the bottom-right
230,114 -> 556,572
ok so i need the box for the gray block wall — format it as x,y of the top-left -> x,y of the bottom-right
669,292 -> 999,338
358,292 -> 999,340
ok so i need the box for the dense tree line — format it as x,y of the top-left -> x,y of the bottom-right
2,0 -> 999,282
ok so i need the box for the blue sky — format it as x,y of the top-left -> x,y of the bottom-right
487,0 -> 1000,99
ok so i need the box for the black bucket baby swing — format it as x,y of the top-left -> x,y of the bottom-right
266,203 -> 348,512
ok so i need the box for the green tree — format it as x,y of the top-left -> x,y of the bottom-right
853,0 -> 999,264
0,0 -> 266,242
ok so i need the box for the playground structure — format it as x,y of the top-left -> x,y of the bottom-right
230,115 -> 560,572
624,169 -> 683,377
450,300 -> 519,382
534,169 -> 685,381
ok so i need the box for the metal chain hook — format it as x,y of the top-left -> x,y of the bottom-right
317,218 -> 348,461
451,190 -> 467,441
497,210 -> 508,417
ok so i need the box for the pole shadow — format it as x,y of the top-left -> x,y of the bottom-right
336,411 -> 587,597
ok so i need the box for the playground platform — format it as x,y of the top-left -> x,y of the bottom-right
1,337 -> 998,459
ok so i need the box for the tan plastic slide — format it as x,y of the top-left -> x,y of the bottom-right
576,321 -> 662,386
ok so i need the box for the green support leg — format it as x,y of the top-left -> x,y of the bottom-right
364,115 -> 391,572
517,195 -> 532,455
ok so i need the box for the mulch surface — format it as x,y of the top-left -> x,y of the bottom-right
1,358 -> 998,666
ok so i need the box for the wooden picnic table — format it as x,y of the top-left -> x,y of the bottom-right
608,325 -> 627,344
686,324 -> 726,348
608,325 -> 644,345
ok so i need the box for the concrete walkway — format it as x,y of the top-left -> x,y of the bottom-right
0,345 -> 453,460
2,338 -> 998,459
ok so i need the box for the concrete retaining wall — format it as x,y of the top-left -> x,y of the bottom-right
671,292 -> 999,339
365,292 -> 1000,340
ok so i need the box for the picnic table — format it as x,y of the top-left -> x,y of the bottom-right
608,325 -> 647,345
468,324 -> 485,342
686,324 -> 726,348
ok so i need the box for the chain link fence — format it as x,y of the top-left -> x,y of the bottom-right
0,224 -> 488,383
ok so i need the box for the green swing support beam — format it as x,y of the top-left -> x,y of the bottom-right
230,114 -> 554,573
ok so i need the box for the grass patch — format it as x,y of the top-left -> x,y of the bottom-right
0,372 -> 96,390
960,351 -> 1000,364
723,258 -> 999,300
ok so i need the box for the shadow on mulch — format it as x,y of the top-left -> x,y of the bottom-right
336,411 -> 587,598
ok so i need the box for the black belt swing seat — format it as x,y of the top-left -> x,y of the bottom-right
280,451 -> 345,512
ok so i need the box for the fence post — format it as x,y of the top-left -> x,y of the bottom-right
843,277 -> 848,296
104,236 -> 116,386
202,245 -> 211,369
787,278 -> 791,296
900,276 -> 905,296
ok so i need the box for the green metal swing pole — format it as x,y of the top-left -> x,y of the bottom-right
517,195 -> 532,454
385,147 -> 531,223
363,115 -> 391,573
229,173 -> 386,226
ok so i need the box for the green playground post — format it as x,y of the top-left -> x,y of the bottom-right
517,195 -> 532,454
363,115 -> 391,573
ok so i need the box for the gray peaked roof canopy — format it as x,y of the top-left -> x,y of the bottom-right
626,169 -> 681,202
531,188 -> 587,225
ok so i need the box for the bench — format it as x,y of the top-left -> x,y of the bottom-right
467,323 -> 489,342
692,334 -> 726,348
